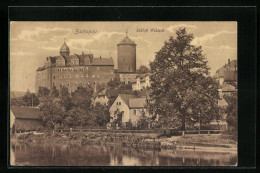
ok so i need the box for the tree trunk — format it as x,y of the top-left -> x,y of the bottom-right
181,116 -> 186,130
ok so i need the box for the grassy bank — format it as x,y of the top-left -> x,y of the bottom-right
13,131 -> 237,152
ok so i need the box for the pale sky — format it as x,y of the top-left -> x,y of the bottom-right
10,22 -> 237,92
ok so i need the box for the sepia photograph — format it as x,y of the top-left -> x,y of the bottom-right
10,21 -> 238,166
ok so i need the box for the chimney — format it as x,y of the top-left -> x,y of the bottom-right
228,59 -> 230,65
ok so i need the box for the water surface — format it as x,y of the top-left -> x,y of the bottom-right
10,142 -> 237,166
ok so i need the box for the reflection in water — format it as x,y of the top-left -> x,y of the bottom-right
10,141 -> 237,166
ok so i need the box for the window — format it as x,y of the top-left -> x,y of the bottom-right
122,111 -> 124,115
85,67 -> 88,70
53,75 -> 55,79
117,102 -> 121,105
74,68 -> 78,71
134,110 -> 137,115
63,68 -> 67,71
114,111 -> 117,115
69,68 -> 73,71
67,83 -> 70,87
86,74 -> 89,78
80,67 -> 84,71
92,75 -> 95,78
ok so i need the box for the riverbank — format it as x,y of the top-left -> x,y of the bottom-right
12,131 -> 237,153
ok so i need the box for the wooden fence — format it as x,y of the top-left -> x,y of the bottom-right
40,128 -> 226,135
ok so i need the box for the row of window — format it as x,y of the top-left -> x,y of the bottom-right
53,81 -> 99,87
54,74 -> 100,79
55,67 -> 100,72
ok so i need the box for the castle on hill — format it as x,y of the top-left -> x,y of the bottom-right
35,32 -> 140,93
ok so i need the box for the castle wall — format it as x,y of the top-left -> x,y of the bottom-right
51,65 -> 114,92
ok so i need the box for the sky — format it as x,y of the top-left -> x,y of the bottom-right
10,22 -> 237,92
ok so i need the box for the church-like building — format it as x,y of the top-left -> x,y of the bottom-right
35,32 -> 141,93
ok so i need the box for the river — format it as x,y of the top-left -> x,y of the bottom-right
10,141 -> 237,166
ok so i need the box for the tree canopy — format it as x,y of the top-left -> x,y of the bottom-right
148,28 -> 220,130
137,65 -> 150,74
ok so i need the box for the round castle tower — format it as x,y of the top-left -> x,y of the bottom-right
117,32 -> 136,73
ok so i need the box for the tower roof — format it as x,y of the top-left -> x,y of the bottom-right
117,36 -> 136,46
60,42 -> 70,53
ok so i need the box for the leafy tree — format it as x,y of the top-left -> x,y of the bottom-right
60,86 -> 70,97
148,28 -> 220,130
137,65 -> 150,74
64,107 -> 87,127
40,100 -> 65,129
51,85 -> 59,98
137,110 -> 150,130
38,87 -> 50,97
22,90 -> 39,106
223,93 -> 237,133
107,76 -> 121,89
93,103 -> 110,126
71,86 -> 93,110
96,83 -> 106,94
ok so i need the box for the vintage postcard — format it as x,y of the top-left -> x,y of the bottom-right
10,21 -> 237,166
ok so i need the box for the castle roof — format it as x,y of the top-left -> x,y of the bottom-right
117,36 -> 136,46
76,54 -> 93,65
63,55 -> 78,65
36,67 -> 46,71
60,42 -> 70,53
92,57 -> 114,66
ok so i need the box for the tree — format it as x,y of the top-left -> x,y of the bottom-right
71,86 -> 93,110
137,65 -> 150,74
148,28 -> 220,130
60,86 -> 70,97
22,90 -> 39,107
96,83 -> 106,94
93,103 -> 110,126
40,100 -> 65,129
223,93 -> 237,133
107,76 -> 121,89
38,87 -> 50,97
51,85 -> 59,98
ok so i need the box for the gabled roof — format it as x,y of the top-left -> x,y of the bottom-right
76,54 -> 93,65
215,60 -> 237,81
119,94 -> 138,107
129,97 -> 147,108
11,106 -> 43,120
49,56 -> 59,67
91,58 -> 114,66
63,55 -> 79,65
117,36 -> 136,46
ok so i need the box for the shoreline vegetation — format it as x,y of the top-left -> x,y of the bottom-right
12,131 -> 237,153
